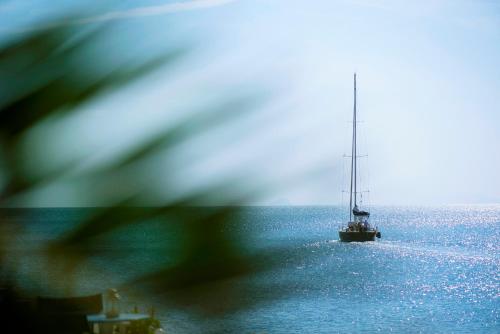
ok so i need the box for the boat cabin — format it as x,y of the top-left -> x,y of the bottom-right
348,205 -> 371,231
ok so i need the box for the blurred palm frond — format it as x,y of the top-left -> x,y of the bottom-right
0,16 -> 297,326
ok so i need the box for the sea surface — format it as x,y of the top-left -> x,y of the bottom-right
1,206 -> 499,333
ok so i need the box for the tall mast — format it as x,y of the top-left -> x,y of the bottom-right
349,73 -> 357,221
354,73 -> 357,207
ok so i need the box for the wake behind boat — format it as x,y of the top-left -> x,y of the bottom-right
339,74 -> 381,242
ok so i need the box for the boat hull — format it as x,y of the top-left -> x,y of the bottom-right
339,230 -> 377,242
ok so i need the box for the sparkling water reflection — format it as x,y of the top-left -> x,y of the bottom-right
2,205 -> 499,333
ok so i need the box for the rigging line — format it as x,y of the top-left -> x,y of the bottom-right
359,147 -> 364,206
340,97 -> 347,221
342,190 -> 370,193
342,147 -> 349,221
340,113 -> 348,220
349,73 -> 356,222
357,96 -> 371,211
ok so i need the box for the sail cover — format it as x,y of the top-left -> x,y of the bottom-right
353,206 -> 370,216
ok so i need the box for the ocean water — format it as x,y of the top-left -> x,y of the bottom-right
1,206 -> 499,333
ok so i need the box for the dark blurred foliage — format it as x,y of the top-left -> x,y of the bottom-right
1,28 -> 158,194
0,15 -> 311,334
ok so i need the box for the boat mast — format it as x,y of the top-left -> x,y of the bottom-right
354,73 -> 357,208
349,73 -> 357,221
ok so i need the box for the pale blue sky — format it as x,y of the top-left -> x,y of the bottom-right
1,0 -> 499,205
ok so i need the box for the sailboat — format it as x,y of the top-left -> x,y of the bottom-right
339,73 -> 381,242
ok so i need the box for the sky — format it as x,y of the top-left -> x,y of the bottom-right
1,0 -> 499,206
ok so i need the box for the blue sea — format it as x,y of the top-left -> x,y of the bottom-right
1,206 -> 499,333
